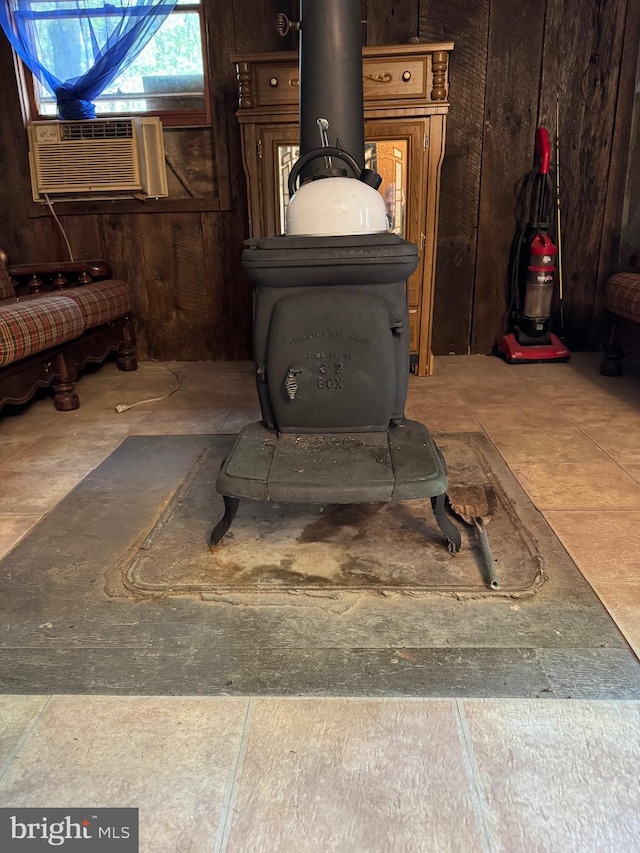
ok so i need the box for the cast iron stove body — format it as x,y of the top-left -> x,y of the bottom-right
211,0 -> 461,554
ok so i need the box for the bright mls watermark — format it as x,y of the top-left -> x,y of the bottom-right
0,809 -> 138,851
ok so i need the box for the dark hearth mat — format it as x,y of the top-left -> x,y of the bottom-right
1,433 -> 640,698
124,434 -> 544,597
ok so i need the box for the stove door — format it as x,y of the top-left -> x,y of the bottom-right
266,290 -> 400,432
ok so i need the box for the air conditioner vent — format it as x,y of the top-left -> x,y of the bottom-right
28,117 -> 168,201
60,120 -> 135,141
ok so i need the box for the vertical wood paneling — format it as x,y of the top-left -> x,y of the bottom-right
0,37 -> 37,260
99,214 -> 151,355
202,211 -> 252,361
202,0 -> 236,212
231,0 -> 289,54
538,0 -> 628,350
140,213 -> 212,360
54,215 -> 102,261
366,0 -> 418,45
472,0 -> 546,354
592,0 -> 640,346
420,1 -> 489,355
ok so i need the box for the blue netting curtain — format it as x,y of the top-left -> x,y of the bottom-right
0,0 -> 178,119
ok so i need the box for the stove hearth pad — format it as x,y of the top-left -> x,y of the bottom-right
211,420 -> 462,554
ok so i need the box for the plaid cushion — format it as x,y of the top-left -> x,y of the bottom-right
0,266 -> 15,301
604,273 -> 640,324
61,279 -> 132,328
0,296 -> 85,367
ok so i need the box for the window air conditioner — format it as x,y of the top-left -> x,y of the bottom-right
28,117 -> 169,202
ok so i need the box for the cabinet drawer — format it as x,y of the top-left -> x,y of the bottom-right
253,55 -> 429,108
362,57 -> 428,102
255,63 -> 300,106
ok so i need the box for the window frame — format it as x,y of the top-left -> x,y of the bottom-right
19,0 -> 212,127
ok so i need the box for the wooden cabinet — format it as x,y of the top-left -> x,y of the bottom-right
231,43 -> 452,376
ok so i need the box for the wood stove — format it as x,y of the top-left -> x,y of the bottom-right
210,0 -> 461,554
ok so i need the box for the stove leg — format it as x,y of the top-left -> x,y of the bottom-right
210,495 -> 240,548
431,494 -> 462,553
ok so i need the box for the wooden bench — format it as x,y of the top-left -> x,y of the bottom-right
0,249 -> 137,412
600,251 -> 640,376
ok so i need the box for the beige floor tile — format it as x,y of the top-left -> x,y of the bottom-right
79,368 -> 180,399
581,427 -> 640,466
60,392 -> 158,423
0,514 -> 42,558
0,403 -> 65,437
3,434 -> 122,476
543,511 -> 640,581
510,463 -> 640,511
432,354 -> 524,383
156,389 -> 254,413
0,399 -> 149,438
220,407 -> 265,433
0,696 -> 49,775
0,696 -> 249,853
457,384 -> 553,407
0,470 -> 83,514
626,463 -> 640,484
0,435 -> 43,464
529,368 -> 640,398
589,582 -> 640,656
406,403 -> 480,432
131,409 -> 230,435
406,381 -> 468,407
472,404 -> 577,433
223,698 -> 487,853
480,426 -> 608,467
556,401 -> 640,430
461,699 -> 640,853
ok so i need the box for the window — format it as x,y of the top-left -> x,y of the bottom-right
19,0 -> 209,125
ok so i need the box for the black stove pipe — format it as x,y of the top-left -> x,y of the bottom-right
298,0 -> 365,180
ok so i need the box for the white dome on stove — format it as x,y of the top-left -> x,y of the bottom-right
286,176 -> 388,236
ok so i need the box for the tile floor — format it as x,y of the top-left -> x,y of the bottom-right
1,352 -> 639,851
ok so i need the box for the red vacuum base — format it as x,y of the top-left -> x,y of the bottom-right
497,332 -> 570,364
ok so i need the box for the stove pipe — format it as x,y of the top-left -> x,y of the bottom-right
298,0 -> 365,180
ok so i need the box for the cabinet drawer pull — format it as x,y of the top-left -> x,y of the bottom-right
402,71 -> 412,82
363,72 -> 392,84
270,77 -> 279,87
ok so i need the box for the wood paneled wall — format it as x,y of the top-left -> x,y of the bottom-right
0,0 -> 638,360
421,0 -> 640,354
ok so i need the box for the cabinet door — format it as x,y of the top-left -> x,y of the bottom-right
364,120 -> 429,359
257,125 -> 299,238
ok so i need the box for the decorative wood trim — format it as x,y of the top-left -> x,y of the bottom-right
431,51 -> 448,101
236,61 -> 255,108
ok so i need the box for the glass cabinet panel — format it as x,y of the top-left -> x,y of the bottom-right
276,143 -> 299,234
275,139 -> 408,236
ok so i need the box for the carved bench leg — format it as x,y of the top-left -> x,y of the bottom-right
117,316 -> 138,372
52,352 -> 79,411
600,316 -> 624,376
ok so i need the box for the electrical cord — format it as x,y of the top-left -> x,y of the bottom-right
114,364 -> 182,413
39,199 -> 181,411
43,193 -> 75,261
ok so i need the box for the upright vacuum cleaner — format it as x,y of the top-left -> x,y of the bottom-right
497,127 -> 570,363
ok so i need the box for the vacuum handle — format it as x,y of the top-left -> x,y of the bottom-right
535,127 -> 551,175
